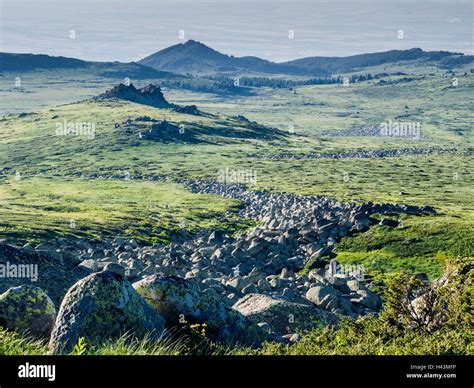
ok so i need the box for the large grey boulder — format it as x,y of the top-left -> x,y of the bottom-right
133,273 -> 266,346
49,270 -> 165,354
232,293 -> 339,337
0,285 -> 56,339
305,285 -> 334,306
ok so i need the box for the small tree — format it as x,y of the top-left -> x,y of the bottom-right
382,272 -> 450,333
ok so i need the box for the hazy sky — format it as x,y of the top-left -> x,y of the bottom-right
0,0 -> 472,62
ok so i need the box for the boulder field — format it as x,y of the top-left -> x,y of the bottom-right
0,180 -> 435,351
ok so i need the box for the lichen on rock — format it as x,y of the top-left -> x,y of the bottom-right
48,270 -> 165,354
0,285 -> 56,339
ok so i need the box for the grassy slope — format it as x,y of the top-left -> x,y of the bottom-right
0,177 -> 248,245
174,64 -> 473,143
0,98 -> 271,245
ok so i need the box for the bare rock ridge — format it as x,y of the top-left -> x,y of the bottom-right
97,83 -> 200,115
98,83 -> 171,108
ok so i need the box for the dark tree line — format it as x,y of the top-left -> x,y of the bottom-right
204,74 -> 373,89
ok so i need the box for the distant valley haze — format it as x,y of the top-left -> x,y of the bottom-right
0,0 -> 472,62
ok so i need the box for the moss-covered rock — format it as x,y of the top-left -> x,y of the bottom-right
48,270 -> 165,354
133,274 -> 267,346
0,285 -> 56,339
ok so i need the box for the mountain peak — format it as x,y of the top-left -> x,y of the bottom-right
183,39 -> 205,47
179,39 -> 221,55
138,41 -> 329,76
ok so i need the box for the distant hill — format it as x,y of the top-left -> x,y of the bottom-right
140,42 -> 473,77
284,48 -> 473,73
138,40 -> 329,76
0,52 -> 248,95
0,52 -> 178,78
0,53 -> 87,71
3,46 -> 471,79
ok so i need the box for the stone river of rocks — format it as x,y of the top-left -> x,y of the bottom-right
250,146 -> 471,160
0,180 -> 436,352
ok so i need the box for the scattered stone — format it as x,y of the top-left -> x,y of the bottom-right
78,259 -> 99,272
346,279 -> 364,292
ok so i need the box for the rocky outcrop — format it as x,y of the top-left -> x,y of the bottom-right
173,104 -> 201,115
97,83 -> 203,116
0,286 -> 56,339
97,83 -> 172,109
49,270 -> 165,354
